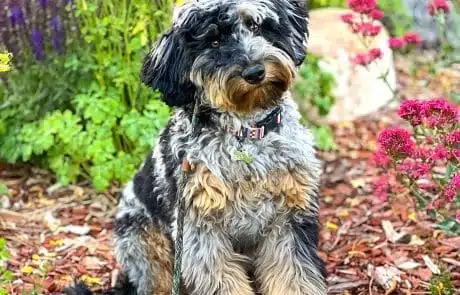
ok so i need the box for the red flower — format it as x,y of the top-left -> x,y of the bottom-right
352,53 -> 372,66
451,174 -> 460,189
377,128 -> 415,159
369,48 -> 382,59
428,0 -> 450,16
389,37 -> 406,50
341,13 -> 354,24
370,9 -> 384,20
443,130 -> 460,147
348,0 -> 377,14
421,98 -> 458,128
398,99 -> 423,126
372,150 -> 392,168
443,185 -> 456,202
403,32 -> 423,45
399,159 -> 430,179
432,145 -> 449,161
354,22 -> 381,36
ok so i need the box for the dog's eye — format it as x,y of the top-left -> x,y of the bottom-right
211,40 -> 220,48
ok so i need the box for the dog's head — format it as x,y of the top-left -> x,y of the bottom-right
142,0 -> 308,114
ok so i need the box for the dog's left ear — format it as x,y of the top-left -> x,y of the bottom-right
141,29 -> 196,107
287,0 -> 309,66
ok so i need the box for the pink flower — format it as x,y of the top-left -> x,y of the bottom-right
370,9 -> 384,20
369,48 -> 382,59
352,53 -> 372,66
451,174 -> 460,189
348,0 -> 377,14
421,98 -> 458,128
372,150 -> 392,168
399,159 -> 430,179
377,128 -> 415,159
443,130 -> 460,147
443,185 -> 456,202
355,22 -> 381,36
431,144 -> 449,161
428,0 -> 450,16
414,147 -> 431,161
403,32 -> 423,45
341,13 -> 355,24
373,175 -> 390,202
456,212 -> 460,223
398,99 -> 423,126
389,37 -> 406,50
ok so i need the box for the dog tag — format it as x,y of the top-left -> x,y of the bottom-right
234,150 -> 253,164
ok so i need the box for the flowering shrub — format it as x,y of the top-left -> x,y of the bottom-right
373,98 -> 460,234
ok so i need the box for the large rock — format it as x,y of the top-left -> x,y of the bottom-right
403,0 -> 460,48
303,8 -> 397,124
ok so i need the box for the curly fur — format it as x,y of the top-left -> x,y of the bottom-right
66,0 -> 326,294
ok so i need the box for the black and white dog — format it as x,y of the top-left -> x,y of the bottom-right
67,0 -> 326,294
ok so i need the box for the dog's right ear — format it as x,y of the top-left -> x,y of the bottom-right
141,30 -> 196,107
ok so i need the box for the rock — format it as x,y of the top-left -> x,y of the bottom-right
403,0 -> 460,49
304,8 -> 397,124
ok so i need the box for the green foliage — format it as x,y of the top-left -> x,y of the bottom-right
294,55 -> 336,117
293,54 -> 337,151
308,0 -> 345,9
0,0 -> 173,191
0,238 -> 13,295
0,184 -> 8,196
379,0 -> 413,37
311,125 -> 337,151
429,271 -> 455,295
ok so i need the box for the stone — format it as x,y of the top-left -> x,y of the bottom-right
403,0 -> 460,49
303,8 -> 397,124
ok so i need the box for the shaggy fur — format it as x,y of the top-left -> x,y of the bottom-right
66,0 -> 326,294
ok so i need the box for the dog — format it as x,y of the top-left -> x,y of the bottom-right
66,0 -> 326,294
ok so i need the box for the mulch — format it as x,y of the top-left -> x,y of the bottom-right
1,54 -> 459,294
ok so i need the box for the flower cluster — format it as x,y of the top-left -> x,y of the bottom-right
428,0 -> 450,16
341,0 -> 386,66
373,98 -> 459,225
398,99 -> 458,128
388,32 -> 423,51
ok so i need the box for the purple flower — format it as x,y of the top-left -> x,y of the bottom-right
50,16 -> 63,54
32,28 -> 45,61
39,0 -> 49,9
8,5 -> 25,26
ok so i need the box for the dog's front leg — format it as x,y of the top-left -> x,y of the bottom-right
255,215 -> 327,295
181,217 -> 254,295
180,164 -> 254,295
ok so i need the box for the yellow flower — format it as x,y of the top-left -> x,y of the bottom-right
0,52 -> 12,73
23,265 -> 34,275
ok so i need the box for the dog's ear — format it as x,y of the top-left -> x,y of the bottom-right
141,29 -> 196,107
287,0 -> 309,66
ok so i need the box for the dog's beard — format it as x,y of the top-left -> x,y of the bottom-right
202,59 -> 295,114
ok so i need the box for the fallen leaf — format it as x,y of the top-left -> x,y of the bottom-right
326,221 -> 338,230
81,274 -> 102,286
381,220 -> 410,243
422,255 -> 440,275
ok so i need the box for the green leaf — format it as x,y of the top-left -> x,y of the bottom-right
0,184 -> 8,196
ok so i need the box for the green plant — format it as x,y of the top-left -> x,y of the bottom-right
308,0 -> 345,9
378,0 -> 413,37
429,270 -> 455,295
0,238 -> 13,295
0,0 -> 174,191
293,54 -> 337,151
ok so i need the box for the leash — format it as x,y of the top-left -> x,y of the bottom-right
171,100 -> 200,295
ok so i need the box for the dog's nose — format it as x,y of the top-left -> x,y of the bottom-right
242,64 -> 266,84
